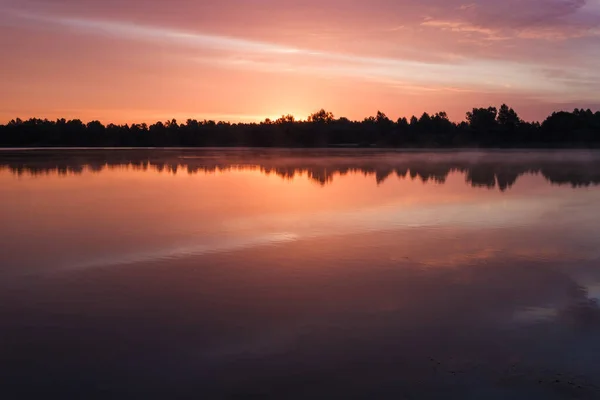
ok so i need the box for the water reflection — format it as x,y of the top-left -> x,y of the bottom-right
2,149 -> 600,189
1,150 -> 600,398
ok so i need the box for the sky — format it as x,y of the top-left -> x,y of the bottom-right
1,0 -> 600,123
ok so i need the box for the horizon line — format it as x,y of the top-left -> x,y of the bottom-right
3,105 -> 600,126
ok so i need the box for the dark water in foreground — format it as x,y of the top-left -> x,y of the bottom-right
1,149 -> 600,399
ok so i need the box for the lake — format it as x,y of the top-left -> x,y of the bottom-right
1,149 -> 600,399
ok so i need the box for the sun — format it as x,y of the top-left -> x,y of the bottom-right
263,111 -> 309,123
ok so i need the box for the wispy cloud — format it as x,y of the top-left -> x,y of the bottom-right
421,19 -> 508,41
5,9 -> 587,97
427,0 -> 600,41
9,9 -> 303,55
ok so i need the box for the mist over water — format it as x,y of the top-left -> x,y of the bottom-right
1,149 -> 600,399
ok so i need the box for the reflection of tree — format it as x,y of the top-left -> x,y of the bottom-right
465,166 -> 497,188
2,150 -> 600,190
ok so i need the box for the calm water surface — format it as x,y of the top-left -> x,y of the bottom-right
1,149 -> 600,399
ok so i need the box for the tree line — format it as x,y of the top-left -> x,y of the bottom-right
1,105 -> 599,148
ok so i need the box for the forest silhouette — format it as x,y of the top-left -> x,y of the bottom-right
1,105 -> 599,148
2,149 -> 600,191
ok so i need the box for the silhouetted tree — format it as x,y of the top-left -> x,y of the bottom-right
275,115 -> 296,124
497,104 -> 520,128
307,109 -> 334,124
467,107 -> 498,131
1,106 -> 599,148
